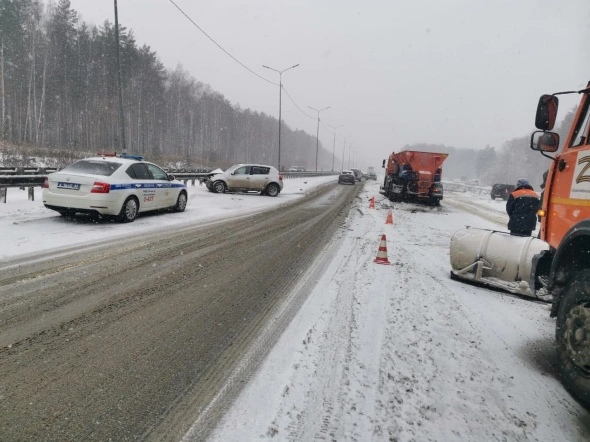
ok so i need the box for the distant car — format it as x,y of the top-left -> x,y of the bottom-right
288,166 -> 307,172
491,183 -> 515,200
42,154 -> 187,222
350,168 -> 363,183
206,164 -> 283,196
367,167 -> 377,180
338,170 -> 356,185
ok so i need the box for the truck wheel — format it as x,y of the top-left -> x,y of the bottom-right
556,269 -> 590,408
491,194 -> 496,200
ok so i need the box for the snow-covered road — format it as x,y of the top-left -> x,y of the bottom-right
209,181 -> 590,441
1,178 -> 588,440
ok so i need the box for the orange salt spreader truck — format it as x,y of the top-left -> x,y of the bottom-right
449,81 -> 590,407
380,150 -> 448,206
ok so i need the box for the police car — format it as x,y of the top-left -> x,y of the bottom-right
42,153 -> 187,222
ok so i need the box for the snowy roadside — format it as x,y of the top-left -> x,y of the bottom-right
208,181 -> 589,441
0,175 -> 336,261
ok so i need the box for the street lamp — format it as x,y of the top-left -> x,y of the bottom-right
262,63 -> 299,171
114,0 -> 126,152
327,124 -> 344,172
308,105 -> 330,171
341,135 -> 351,171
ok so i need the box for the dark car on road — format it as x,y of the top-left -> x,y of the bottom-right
491,183 -> 515,200
350,168 -> 363,183
338,170 -> 356,185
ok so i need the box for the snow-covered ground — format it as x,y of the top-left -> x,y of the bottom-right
208,181 -> 589,441
0,175 -> 335,261
1,178 -> 588,440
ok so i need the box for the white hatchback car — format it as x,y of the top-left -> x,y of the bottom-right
42,154 -> 188,222
206,164 -> 283,197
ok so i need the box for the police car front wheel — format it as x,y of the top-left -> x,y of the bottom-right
174,191 -> 187,212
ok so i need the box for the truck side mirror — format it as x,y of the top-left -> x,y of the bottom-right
535,94 -> 559,131
382,159 -> 386,168
530,130 -> 559,153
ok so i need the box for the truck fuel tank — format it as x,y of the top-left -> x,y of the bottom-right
450,227 -> 550,299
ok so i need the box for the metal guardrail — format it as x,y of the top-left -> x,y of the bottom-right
0,168 -> 59,202
0,168 -> 338,203
442,180 -> 491,195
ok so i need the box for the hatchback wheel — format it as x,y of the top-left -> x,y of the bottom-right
117,197 -> 139,223
213,180 -> 226,194
266,183 -> 280,197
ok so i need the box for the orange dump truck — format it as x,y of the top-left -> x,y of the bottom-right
450,81 -> 590,406
380,150 -> 449,205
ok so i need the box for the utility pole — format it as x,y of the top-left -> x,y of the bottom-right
328,124 -> 344,172
308,105 -> 330,171
114,0 -> 126,152
262,64 -> 299,172
0,35 -> 5,141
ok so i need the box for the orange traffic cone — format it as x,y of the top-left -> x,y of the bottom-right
369,196 -> 375,209
373,234 -> 391,265
385,209 -> 394,225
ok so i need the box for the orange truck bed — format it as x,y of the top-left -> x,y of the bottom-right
386,151 -> 448,175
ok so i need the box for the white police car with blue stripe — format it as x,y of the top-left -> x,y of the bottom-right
43,153 -> 187,222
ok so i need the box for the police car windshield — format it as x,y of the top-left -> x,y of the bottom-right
62,160 -> 122,176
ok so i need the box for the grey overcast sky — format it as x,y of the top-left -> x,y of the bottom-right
67,0 -> 590,168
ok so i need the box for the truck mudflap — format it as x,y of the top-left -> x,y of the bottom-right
449,227 -> 552,301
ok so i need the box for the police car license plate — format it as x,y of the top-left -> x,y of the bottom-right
57,182 -> 81,190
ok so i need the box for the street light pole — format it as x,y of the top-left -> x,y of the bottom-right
341,136 -> 351,171
327,124 -> 344,172
308,105 -> 330,171
262,63 -> 299,172
114,0 -> 126,152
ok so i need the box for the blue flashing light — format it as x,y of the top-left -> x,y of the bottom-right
119,153 -> 145,161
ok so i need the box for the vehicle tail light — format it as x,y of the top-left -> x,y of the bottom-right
91,181 -> 110,193
43,178 -> 49,188
279,174 -> 283,181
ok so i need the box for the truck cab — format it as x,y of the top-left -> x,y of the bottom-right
530,82 -> 590,407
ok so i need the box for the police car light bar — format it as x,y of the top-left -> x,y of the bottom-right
97,152 -> 117,157
119,153 -> 145,161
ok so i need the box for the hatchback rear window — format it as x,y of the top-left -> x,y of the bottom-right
62,160 -> 121,176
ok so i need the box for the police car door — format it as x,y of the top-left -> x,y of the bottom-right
145,163 -> 173,208
128,163 -> 157,210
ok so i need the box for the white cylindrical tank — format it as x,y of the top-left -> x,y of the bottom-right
450,228 -> 549,284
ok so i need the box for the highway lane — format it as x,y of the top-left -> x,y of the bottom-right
0,182 -> 361,441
